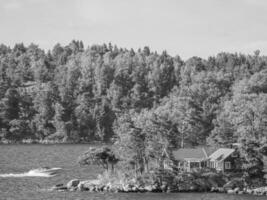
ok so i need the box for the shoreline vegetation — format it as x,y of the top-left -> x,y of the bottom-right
0,139 -> 102,144
0,41 -> 266,195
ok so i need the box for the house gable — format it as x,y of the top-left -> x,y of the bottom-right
208,148 -> 239,172
209,148 -> 235,162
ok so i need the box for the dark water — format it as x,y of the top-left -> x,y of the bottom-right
0,145 -> 266,200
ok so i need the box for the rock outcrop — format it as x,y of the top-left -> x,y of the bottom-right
66,179 -> 80,190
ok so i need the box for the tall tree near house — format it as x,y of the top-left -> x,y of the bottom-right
212,70 -> 267,145
177,71 -> 232,146
113,111 -> 147,176
113,108 -> 179,174
153,87 -> 190,148
208,111 -> 235,147
209,70 -> 267,183
259,144 -> 267,184
239,140 -> 265,186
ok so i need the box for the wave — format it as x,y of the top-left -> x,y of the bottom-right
0,167 -> 62,178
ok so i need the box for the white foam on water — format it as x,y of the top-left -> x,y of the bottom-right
0,167 -> 62,178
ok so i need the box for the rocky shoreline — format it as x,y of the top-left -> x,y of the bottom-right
51,179 -> 267,196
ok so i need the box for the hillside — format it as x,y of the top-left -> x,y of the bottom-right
0,41 -> 266,149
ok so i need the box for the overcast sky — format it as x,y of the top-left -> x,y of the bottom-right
0,0 -> 267,59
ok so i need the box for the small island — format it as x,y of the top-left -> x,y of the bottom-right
54,145 -> 267,196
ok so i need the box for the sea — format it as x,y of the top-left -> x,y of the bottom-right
0,144 -> 266,200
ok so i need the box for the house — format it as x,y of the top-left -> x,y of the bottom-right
208,148 -> 240,172
167,146 -> 241,173
171,147 -> 215,172
17,81 -> 48,95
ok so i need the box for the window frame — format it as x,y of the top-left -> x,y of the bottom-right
225,161 -> 231,169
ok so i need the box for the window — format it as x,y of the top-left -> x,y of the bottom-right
210,161 -> 215,168
225,161 -> 231,169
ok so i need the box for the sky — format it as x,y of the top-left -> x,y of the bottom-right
0,0 -> 267,59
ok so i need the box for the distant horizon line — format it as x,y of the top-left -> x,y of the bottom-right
1,40 -> 264,60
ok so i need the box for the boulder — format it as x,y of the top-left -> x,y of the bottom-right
122,184 -> 131,192
144,185 -> 153,192
51,184 -> 67,191
66,179 -> 80,189
227,189 -> 235,194
90,185 -> 96,192
211,187 -> 224,192
151,184 -> 161,192
160,183 -> 168,192
77,182 -> 86,191
233,187 -> 240,193
69,187 -> 76,192
238,191 -> 244,195
99,184 -> 105,192
77,182 -> 89,191
211,187 -> 217,192
131,186 -> 138,192
138,186 -> 146,193
54,186 -> 68,191
58,187 -> 68,192
252,186 -> 267,196
77,179 -> 100,191
110,187 -> 119,193
246,189 -> 253,194
54,183 -> 64,188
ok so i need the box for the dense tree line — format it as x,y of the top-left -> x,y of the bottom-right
0,41 -> 266,156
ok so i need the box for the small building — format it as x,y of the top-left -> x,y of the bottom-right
172,147 -> 215,172
208,148 -> 239,172
168,146 -> 241,173
17,81 -> 48,95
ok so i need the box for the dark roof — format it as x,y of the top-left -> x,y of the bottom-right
173,147 -> 211,161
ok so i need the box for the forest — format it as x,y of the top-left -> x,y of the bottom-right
0,40 -> 266,154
